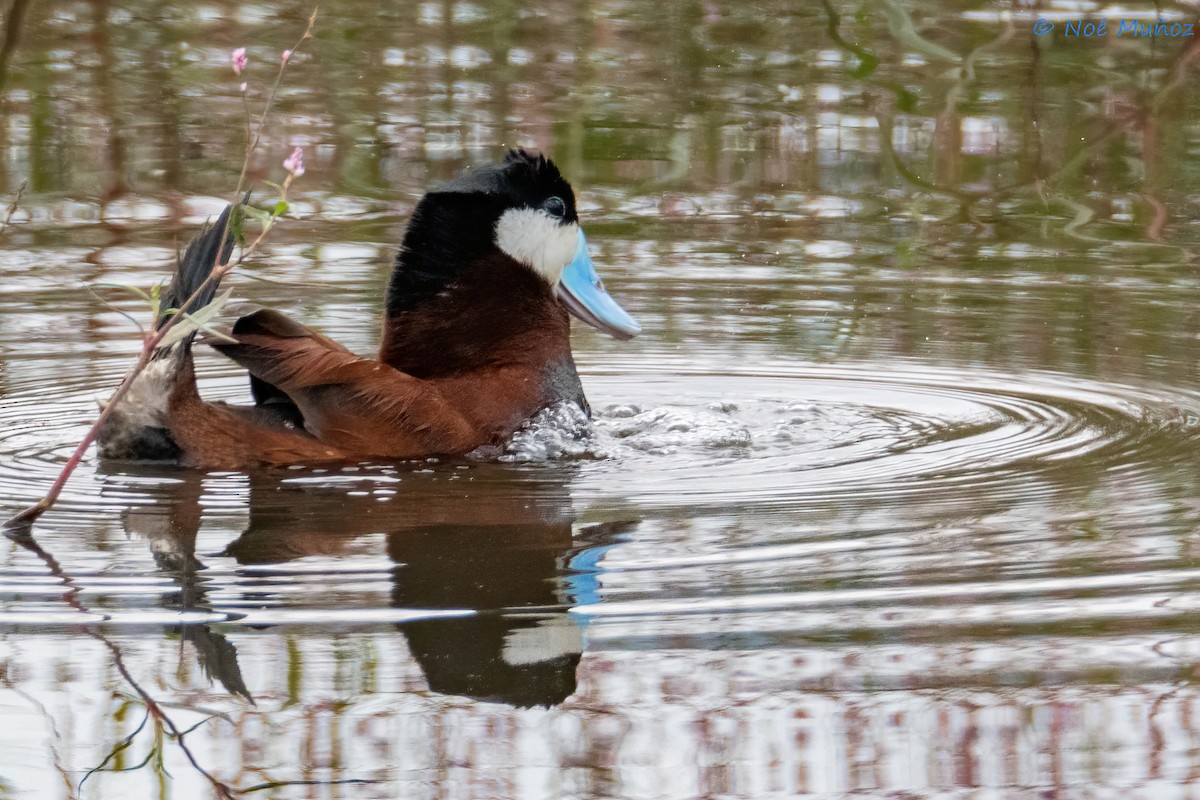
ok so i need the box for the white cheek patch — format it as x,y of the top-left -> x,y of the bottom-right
495,208 -> 580,285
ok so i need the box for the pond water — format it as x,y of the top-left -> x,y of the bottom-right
4,1 -> 1200,797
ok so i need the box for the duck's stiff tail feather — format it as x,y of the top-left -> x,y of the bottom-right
158,198 -> 241,333
97,201 -> 241,461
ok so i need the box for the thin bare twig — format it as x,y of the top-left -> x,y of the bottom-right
95,635 -> 238,800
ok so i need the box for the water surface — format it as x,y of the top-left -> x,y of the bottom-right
4,1 -> 1200,797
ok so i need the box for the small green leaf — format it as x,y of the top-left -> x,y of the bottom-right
244,205 -> 272,228
156,286 -> 234,349
272,200 -> 289,218
261,179 -> 284,194
149,281 -> 163,321
156,319 -> 194,349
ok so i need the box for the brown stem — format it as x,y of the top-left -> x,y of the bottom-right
2,7 -> 318,531
1,198 -> 279,532
3,349 -> 153,529
189,7 -> 318,323
1,225 -> 278,531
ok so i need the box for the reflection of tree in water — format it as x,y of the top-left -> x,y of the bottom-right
7,0 -> 1200,208
5,0 -> 1200,385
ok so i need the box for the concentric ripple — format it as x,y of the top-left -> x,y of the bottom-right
567,359 -> 1200,513
3,356 -> 1200,521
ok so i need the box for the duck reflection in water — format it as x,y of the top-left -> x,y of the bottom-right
117,463 -> 633,708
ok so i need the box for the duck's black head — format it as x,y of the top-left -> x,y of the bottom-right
386,149 -> 581,316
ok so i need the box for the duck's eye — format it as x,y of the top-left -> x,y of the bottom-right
544,196 -> 566,219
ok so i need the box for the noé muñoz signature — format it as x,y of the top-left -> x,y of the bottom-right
1032,18 -> 1196,37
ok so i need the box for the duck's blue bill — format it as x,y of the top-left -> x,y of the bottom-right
557,231 -> 641,341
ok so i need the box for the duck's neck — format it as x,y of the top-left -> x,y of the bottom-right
379,251 -> 574,380
380,252 -> 590,428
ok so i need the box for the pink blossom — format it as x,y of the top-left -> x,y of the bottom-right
281,49 -> 292,64
231,47 -> 247,75
282,146 -> 305,177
